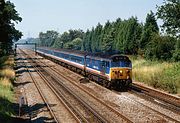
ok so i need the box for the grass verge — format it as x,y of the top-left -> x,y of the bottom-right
131,56 -> 180,94
0,55 -> 15,122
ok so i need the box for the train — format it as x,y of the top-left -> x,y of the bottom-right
36,47 -> 132,89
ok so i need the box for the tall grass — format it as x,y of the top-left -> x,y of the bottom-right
0,56 -> 15,121
0,68 -> 15,79
131,56 -> 180,94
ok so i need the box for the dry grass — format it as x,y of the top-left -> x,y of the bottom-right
0,77 -> 12,87
0,77 -> 13,100
0,56 -> 15,120
131,57 -> 180,94
133,62 -> 171,80
4,57 -> 14,66
0,68 -> 15,79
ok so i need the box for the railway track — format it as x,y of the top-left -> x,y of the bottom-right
21,48 -> 180,122
38,65 -> 108,123
120,92 -> 180,122
22,48 -> 133,122
131,82 -> 180,108
48,59 -> 180,123
19,49 -> 81,123
36,48 -> 180,109
20,49 -> 110,122
129,87 -> 180,115
18,50 -> 58,122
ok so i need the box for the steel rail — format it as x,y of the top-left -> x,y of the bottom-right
18,49 -> 58,123
20,49 -> 92,123
35,50 -> 133,123
24,50 -> 108,123
33,49 -> 180,123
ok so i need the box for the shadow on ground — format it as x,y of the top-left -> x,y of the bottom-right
13,81 -> 32,87
0,97 -> 56,123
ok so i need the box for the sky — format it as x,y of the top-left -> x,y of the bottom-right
10,0 -> 164,39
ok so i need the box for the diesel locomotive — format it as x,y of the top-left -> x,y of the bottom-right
36,47 -> 132,89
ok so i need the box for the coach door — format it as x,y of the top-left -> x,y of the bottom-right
100,61 -> 106,75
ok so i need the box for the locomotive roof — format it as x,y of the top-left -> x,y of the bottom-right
38,47 -> 130,61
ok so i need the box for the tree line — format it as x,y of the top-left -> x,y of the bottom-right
1,0 -> 179,62
37,0 -> 180,61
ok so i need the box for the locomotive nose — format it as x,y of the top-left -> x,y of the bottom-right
110,68 -> 131,80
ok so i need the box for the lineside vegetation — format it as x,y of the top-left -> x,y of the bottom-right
131,56 -> 180,94
0,56 -> 15,122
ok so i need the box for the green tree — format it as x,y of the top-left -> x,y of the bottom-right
101,28 -> 115,53
81,17 -> 142,55
82,30 -> 92,52
64,38 -> 82,50
101,20 -> 113,52
39,30 -> 58,47
39,32 -> 46,46
140,11 -> 159,51
145,34 -> 176,60
157,0 -> 180,37
114,20 -> 126,53
52,37 -> 63,48
52,29 -> 84,49
125,17 -> 142,54
68,29 -> 84,41
157,0 -> 180,61
172,39 -> 180,61
82,30 -> 88,51
0,0 -> 22,55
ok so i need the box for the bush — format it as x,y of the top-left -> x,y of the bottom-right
162,63 -> 180,93
145,34 -> 176,61
172,49 -> 180,61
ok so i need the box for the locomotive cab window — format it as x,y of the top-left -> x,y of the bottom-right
111,56 -> 132,68
111,60 -> 131,68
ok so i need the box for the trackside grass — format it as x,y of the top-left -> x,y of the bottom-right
131,56 -> 180,95
0,56 -> 15,122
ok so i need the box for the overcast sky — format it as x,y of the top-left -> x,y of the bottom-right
10,0 -> 164,39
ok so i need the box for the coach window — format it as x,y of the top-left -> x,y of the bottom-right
86,58 -> 90,66
94,60 -> 99,69
101,61 -> 105,68
106,62 -> 109,68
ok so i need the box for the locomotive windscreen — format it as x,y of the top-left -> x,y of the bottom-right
111,55 -> 132,67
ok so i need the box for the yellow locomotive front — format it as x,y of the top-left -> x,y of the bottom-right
109,55 -> 132,88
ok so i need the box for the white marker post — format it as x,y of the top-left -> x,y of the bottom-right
19,88 -> 25,116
